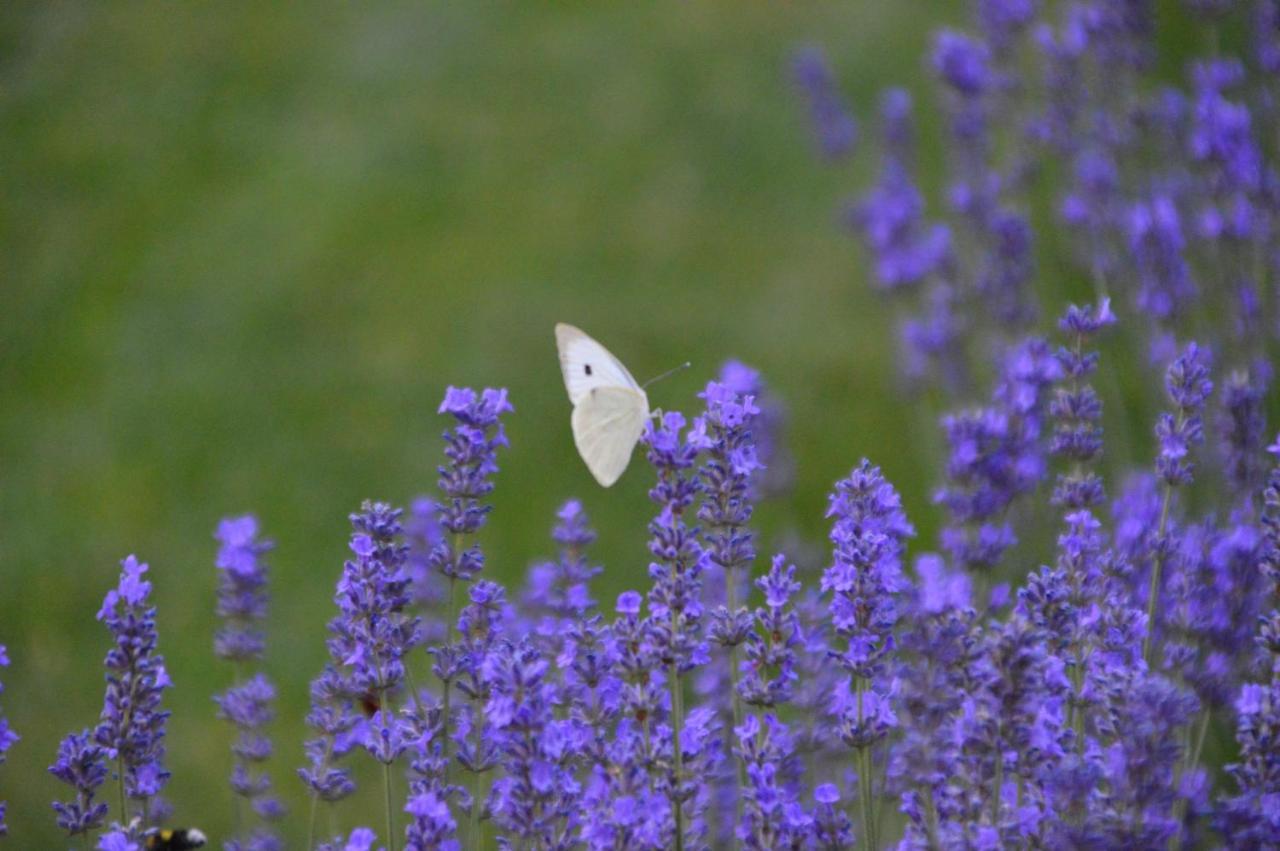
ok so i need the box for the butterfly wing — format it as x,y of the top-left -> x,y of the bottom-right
556,323 -> 643,406
571,386 -> 650,487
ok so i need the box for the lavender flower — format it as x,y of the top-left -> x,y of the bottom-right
96,823 -> 142,851
1156,342 -> 1214,487
217,675 -> 284,837
849,91 -> 953,294
0,644 -> 13,836
429,387 -> 513,586
791,46 -> 856,160
484,640 -> 582,847
811,784 -> 855,850
328,503 -> 419,701
50,730 -> 110,835
1051,299 -> 1116,509
737,555 -> 802,708
298,665 -> 359,806
93,555 -> 172,822
451,579 -> 507,833
1129,196 -> 1197,327
317,827 -> 381,851
522,499 -> 600,651
642,410 -> 706,849
693,380 -> 760,743
213,515 -> 283,847
1216,370 -> 1269,504
405,789 -> 459,851
848,89 -> 963,393
213,515 -> 272,664
733,714 -> 810,849
1217,609 -> 1280,845
823,460 -> 912,849
936,337 -> 1059,571
717,360 -> 792,499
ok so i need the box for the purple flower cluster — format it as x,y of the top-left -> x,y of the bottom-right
430,387 -> 512,586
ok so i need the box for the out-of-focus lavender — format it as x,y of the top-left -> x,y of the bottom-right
791,46 -> 856,161
213,515 -> 284,851
0,644 -> 13,836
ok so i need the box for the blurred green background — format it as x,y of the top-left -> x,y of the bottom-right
0,2 -> 1210,847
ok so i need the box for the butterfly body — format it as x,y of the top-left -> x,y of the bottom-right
555,323 -> 650,487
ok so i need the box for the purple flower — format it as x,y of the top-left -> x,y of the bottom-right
213,515 -> 273,663
716,360 -> 793,499
934,31 -> 991,96
695,380 -> 760,653
522,500 -> 601,652
811,783 -> 855,850
936,337 -> 1058,570
1216,370 -> 1269,503
791,46 -> 856,160
484,640 -> 583,846
212,516 -> 283,845
1128,196 -> 1196,324
733,714 -> 810,849
405,789 -> 460,851
849,91 -> 954,294
97,825 -> 141,851
1156,342 -> 1213,487
318,827 -> 382,851
643,412 -> 706,674
91,555 -> 172,819
1051,299 -> 1115,508
737,556 -> 802,708
50,730 -> 110,835
430,387 -> 513,584
328,503 -> 420,699
823,460 -> 912,685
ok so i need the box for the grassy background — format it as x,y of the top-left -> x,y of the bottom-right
0,2 -> 1211,846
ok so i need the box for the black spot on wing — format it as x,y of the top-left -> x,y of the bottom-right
585,364 -> 593,375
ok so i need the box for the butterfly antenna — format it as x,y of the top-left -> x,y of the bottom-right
642,361 -> 692,389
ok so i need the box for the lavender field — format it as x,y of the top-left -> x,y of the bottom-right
4,1 -> 1280,849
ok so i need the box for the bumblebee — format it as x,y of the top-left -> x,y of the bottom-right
145,828 -> 208,850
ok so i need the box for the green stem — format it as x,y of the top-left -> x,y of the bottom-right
727,566 -> 745,785
993,752 -> 1004,833
117,756 -> 129,826
306,738 -> 336,850
923,788 -> 941,851
469,771 -> 483,847
670,661 -> 685,851
441,568 -> 458,782
1142,480 -> 1176,667
856,680 -> 875,851
1189,707 -> 1211,772
383,760 -> 396,851
307,793 -> 319,851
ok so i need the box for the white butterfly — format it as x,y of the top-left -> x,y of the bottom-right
555,323 -> 651,487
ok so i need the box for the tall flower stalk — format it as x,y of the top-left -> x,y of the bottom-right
643,411 -> 705,851
822,461 -> 912,851
427,386 -> 512,788
212,515 -> 283,850
695,380 -> 761,775
1145,342 -> 1213,664
93,556 -> 172,828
